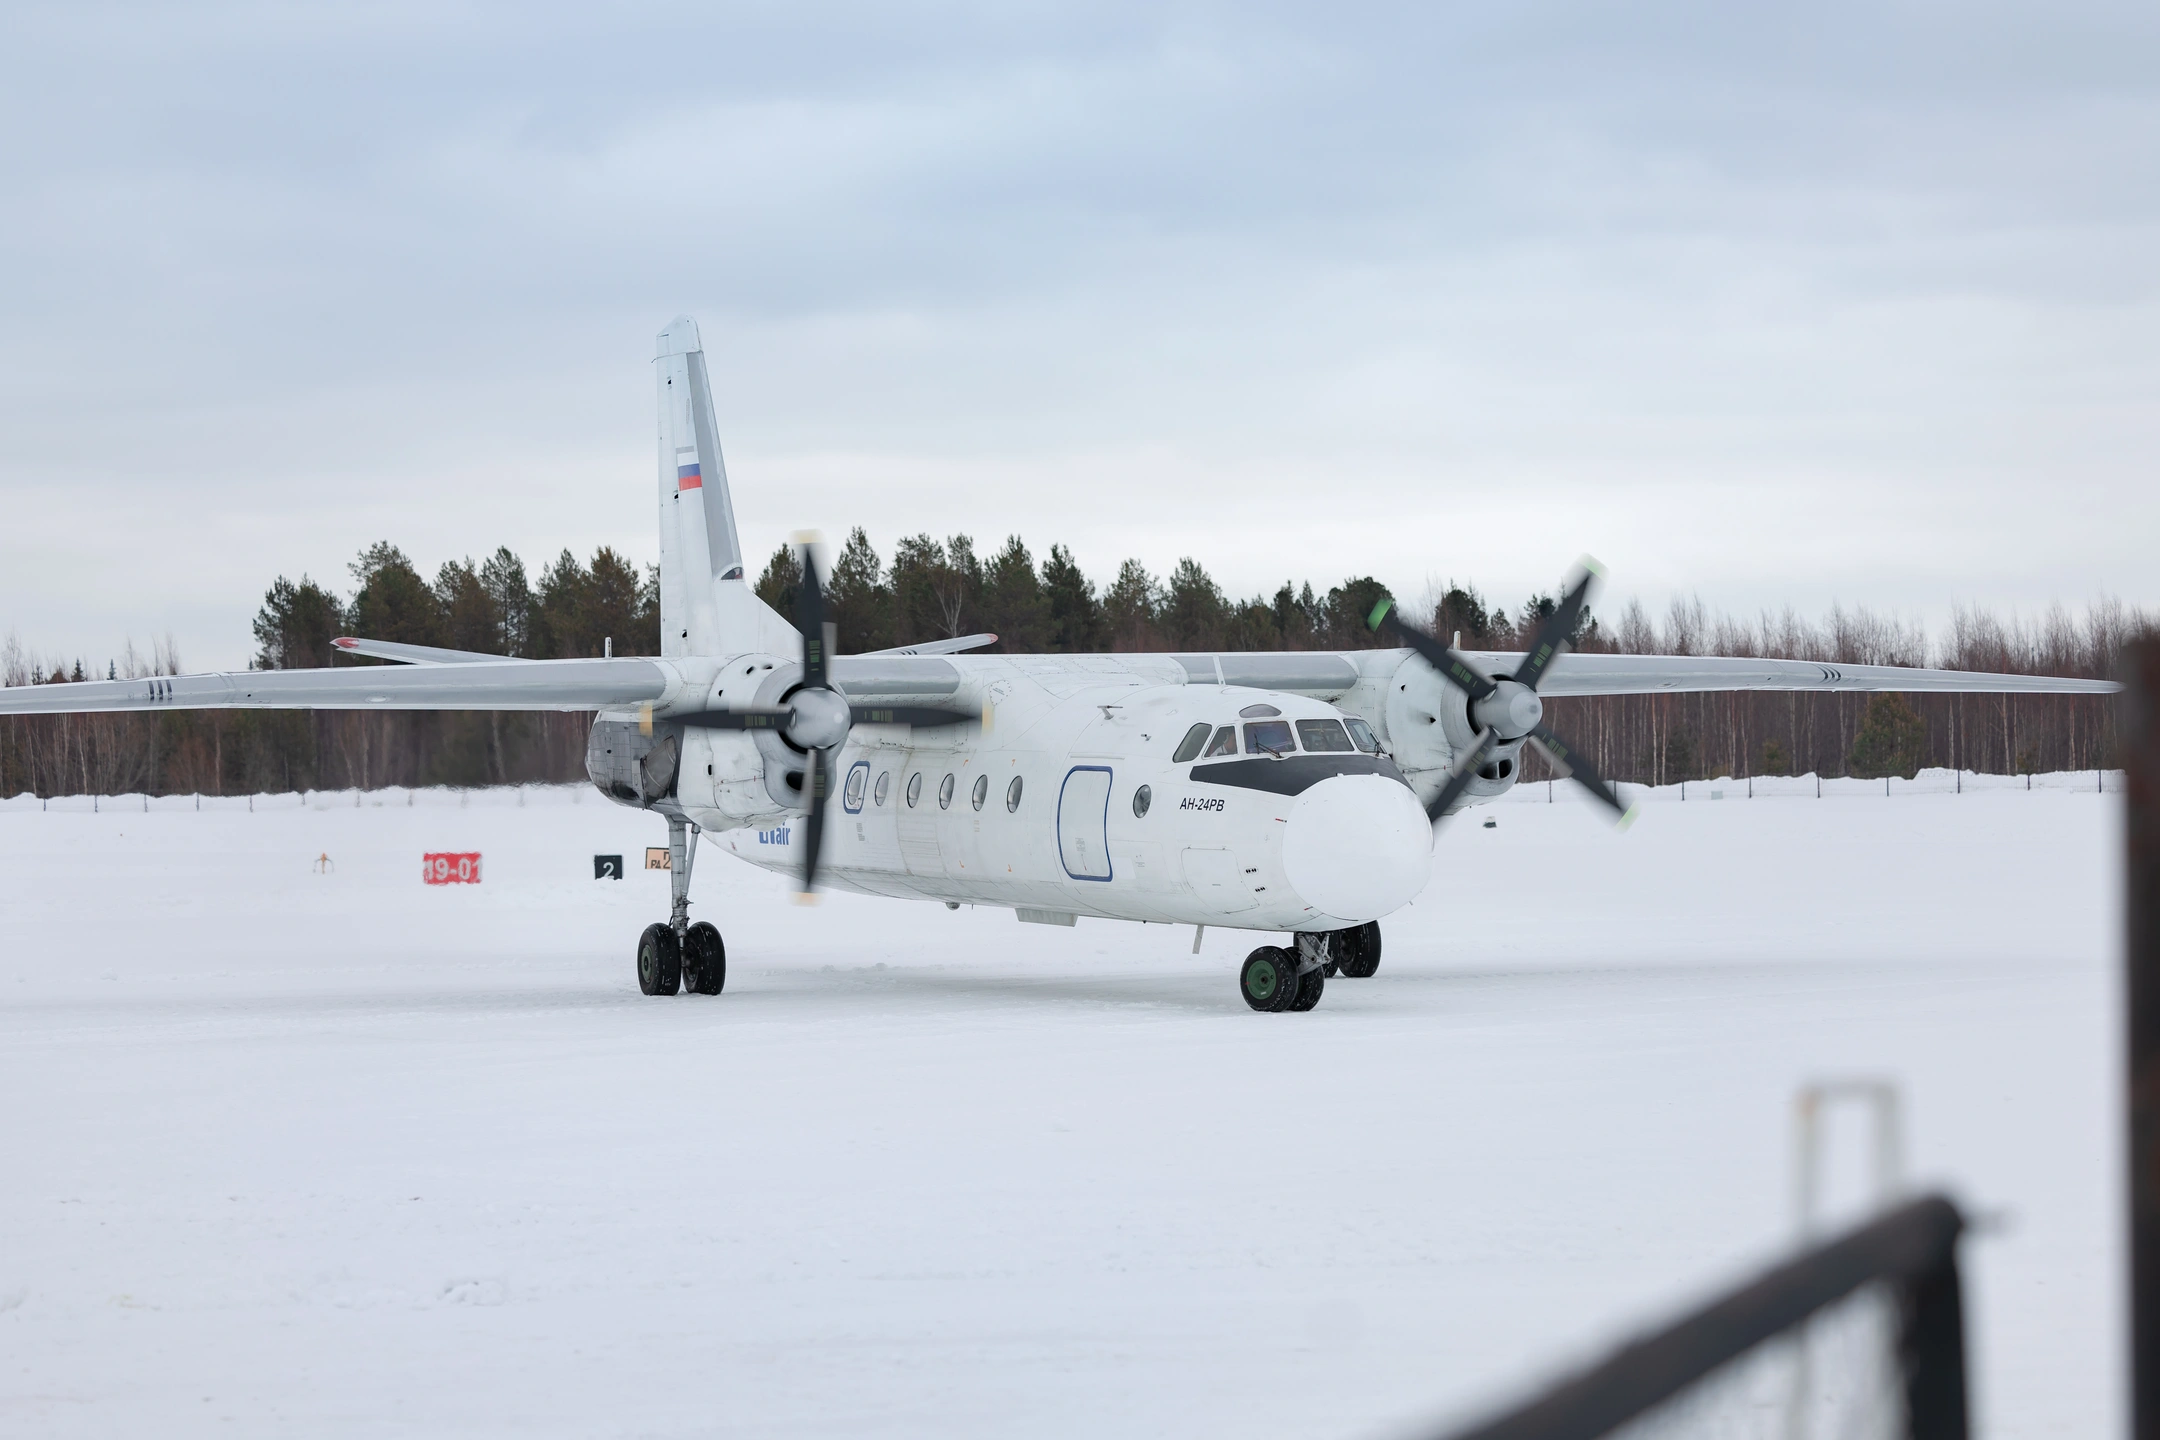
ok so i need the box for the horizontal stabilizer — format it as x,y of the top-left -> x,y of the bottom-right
333,637 -> 521,666
861,633 -> 998,658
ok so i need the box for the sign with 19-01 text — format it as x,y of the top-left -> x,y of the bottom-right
423,852 -> 482,885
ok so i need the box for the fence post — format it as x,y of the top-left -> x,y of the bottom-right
1902,1249 -> 1971,1440
2125,640 -> 2160,1440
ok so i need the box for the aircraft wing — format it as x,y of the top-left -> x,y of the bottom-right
0,657 -> 672,715
1512,652 -> 2119,697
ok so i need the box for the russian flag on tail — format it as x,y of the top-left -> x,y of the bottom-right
674,447 -> 703,491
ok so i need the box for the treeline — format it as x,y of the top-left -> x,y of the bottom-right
2,528 -> 2151,797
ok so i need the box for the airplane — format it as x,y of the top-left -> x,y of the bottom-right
0,316 -> 2120,1012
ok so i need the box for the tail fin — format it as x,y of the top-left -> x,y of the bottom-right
654,316 -> 796,658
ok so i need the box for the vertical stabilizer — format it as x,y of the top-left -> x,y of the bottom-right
654,317 -> 796,659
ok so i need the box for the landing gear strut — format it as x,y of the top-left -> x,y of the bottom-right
636,815 -> 725,997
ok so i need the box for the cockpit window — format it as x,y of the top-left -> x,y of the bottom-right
1296,718 -> 1355,753
1243,720 -> 1295,756
1345,717 -> 1381,754
1172,722 -> 1213,764
1202,725 -> 1239,758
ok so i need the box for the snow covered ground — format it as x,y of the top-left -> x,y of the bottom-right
0,780 -> 2122,1438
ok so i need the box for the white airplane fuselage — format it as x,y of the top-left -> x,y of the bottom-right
610,650 -> 1449,934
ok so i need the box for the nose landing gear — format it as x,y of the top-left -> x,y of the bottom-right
1238,924 -> 1380,1012
636,816 -> 727,997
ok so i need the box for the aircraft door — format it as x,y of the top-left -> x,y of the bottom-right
1057,766 -> 1114,881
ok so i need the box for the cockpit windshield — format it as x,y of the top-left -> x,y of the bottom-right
1183,712 -> 1381,762
1243,720 -> 1295,756
1295,718 -> 1354,753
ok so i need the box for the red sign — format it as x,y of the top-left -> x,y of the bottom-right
423,852 -> 482,885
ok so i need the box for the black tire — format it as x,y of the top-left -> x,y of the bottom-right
683,921 -> 726,996
1334,921 -> 1382,979
1240,946 -> 1298,1012
637,923 -> 681,996
1288,963 -> 1325,1011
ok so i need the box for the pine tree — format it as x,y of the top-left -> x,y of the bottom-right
755,544 -> 802,620
1104,560 -> 1160,651
479,547 -> 532,657
1847,693 -> 1928,780
434,559 -> 501,655
252,576 -> 346,670
1162,558 -> 1227,650
826,528 -> 892,653
347,543 -> 440,647
1041,544 -> 1105,652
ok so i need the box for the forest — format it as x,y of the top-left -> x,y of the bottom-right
2,529 -> 2148,798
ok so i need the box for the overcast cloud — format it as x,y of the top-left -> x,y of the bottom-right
2,1 -> 2155,669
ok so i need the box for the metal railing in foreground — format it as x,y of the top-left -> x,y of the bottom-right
1427,1194 -> 1967,1440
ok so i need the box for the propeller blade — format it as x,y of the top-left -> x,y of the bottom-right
1527,723 -> 1637,828
848,704 -> 980,728
677,707 -> 791,730
795,539 -> 827,690
1426,727 -> 1497,822
1370,599 -> 1499,701
797,746 -> 831,899
1513,558 -> 1602,693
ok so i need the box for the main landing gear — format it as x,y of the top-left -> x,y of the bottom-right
637,816 -> 727,997
1239,921 -> 1380,1012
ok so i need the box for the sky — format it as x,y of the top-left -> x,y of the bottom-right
2,1 -> 2156,671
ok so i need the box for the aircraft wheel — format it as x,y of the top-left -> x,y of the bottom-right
1288,963 -> 1325,1011
1334,921 -> 1382,979
683,921 -> 726,996
637,923 -> 681,996
1240,946 -> 1299,1012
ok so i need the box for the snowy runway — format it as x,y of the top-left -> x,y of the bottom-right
0,785 -> 2120,1437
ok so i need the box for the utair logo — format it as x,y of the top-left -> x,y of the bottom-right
757,826 -> 792,845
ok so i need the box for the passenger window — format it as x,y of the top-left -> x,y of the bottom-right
1202,726 -> 1239,758
1296,718 -> 1355,753
971,774 -> 989,810
1244,720 -> 1295,756
1345,718 -> 1381,754
1172,722 -> 1212,764
906,772 -> 923,807
843,766 -> 868,807
938,773 -> 956,809
1006,776 -> 1023,812
875,771 -> 891,805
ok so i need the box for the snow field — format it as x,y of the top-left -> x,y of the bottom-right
0,782 -> 2122,1437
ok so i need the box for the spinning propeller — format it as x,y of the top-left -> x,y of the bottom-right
681,539 -> 979,896
1372,560 -> 1637,829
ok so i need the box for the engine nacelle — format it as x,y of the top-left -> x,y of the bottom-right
586,717 -> 685,816
1379,652 -> 1525,811
585,717 -> 789,828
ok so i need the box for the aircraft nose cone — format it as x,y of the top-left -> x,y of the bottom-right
1280,774 -> 1432,923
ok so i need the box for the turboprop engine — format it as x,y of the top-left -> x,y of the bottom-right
587,539 -> 980,891
1374,560 -> 1634,825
